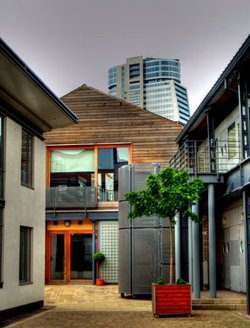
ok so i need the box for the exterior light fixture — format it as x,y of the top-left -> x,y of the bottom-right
64,220 -> 71,227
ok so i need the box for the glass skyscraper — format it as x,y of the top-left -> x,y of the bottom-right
108,56 -> 190,125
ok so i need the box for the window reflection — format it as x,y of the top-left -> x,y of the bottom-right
98,148 -> 128,201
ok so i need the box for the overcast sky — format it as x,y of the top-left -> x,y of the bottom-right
0,0 -> 249,114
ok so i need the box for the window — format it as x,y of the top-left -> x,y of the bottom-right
21,129 -> 33,188
19,226 -> 32,283
228,123 -> 237,159
98,147 -> 128,201
50,149 -> 94,187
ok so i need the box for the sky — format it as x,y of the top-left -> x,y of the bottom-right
0,0 -> 249,114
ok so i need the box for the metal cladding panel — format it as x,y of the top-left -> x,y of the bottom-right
161,227 -> 172,265
131,228 -> 160,294
132,215 -> 160,228
118,163 -> 160,201
118,229 -> 131,294
160,228 -> 174,283
132,163 -> 160,192
118,165 -> 132,201
119,200 -> 132,229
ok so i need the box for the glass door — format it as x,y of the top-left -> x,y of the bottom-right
70,234 -> 92,279
50,234 -> 65,280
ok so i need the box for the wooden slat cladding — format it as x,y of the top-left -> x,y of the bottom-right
45,85 -> 182,164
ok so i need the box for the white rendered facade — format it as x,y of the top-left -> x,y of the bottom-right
0,38 -> 77,319
108,56 -> 190,124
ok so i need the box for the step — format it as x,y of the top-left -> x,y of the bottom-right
192,298 -> 246,310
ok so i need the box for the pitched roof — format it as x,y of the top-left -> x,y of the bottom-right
45,84 -> 183,164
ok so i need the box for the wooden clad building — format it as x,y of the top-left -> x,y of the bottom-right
45,84 -> 182,164
45,84 -> 182,285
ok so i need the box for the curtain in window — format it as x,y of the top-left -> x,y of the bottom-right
51,150 -> 94,172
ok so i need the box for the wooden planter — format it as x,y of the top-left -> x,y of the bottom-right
152,283 -> 192,317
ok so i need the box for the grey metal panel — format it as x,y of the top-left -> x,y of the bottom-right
160,265 -> 172,283
119,200 -> 160,228
161,227 -> 173,265
222,227 -> 231,289
131,228 -> 160,294
132,215 -> 160,228
118,229 -> 131,294
132,163 -> 160,192
161,228 -> 173,289
119,201 -> 132,229
159,217 -> 169,228
118,163 -> 160,201
118,165 -> 132,201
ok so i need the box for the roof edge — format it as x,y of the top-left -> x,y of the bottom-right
176,34 -> 250,142
0,37 -> 78,124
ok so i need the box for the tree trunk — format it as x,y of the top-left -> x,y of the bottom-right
169,218 -> 173,284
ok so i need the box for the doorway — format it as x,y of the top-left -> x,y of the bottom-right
70,234 -> 92,279
47,231 -> 93,283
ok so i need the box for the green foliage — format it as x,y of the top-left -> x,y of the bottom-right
125,167 -> 204,284
176,277 -> 186,285
125,167 -> 204,223
92,252 -> 106,263
155,277 -> 166,285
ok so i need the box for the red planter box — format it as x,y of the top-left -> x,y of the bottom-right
152,283 -> 192,317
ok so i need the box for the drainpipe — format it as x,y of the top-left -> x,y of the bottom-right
208,184 -> 216,298
92,222 -> 96,284
192,202 -> 200,298
174,213 -> 181,282
188,217 -> 193,288
243,190 -> 250,315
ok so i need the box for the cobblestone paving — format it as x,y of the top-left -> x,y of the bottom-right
5,310 -> 250,328
2,285 -> 250,327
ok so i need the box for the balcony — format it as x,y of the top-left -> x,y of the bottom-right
169,140 -> 241,175
46,186 -> 96,209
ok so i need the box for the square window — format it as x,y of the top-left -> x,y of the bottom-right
19,226 -> 32,283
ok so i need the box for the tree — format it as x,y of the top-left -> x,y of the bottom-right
125,167 -> 204,284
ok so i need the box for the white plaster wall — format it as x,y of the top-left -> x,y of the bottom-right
0,117 -> 46,311
221,199 -> 245,292
197,106 -> 240,172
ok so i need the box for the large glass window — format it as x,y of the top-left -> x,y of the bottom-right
50,150 -> 94,187
19,226 -> 32,283
21,129 -> 33,188
98,147 -> 128,201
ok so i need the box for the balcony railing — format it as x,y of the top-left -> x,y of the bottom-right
169,140 -> 241,175
46,186 -> 96,209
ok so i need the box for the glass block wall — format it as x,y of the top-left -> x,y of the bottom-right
99,221 -> 119,283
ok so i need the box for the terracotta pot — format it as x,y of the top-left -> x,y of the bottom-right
96,278 -> 105,286
152,283 -> 191,317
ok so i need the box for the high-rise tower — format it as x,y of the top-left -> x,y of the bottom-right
108,56 -> 190,124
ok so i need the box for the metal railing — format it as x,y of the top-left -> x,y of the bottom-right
169,140 -> 241,175
46,186 -> 96,209
98,189 -> 118,202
